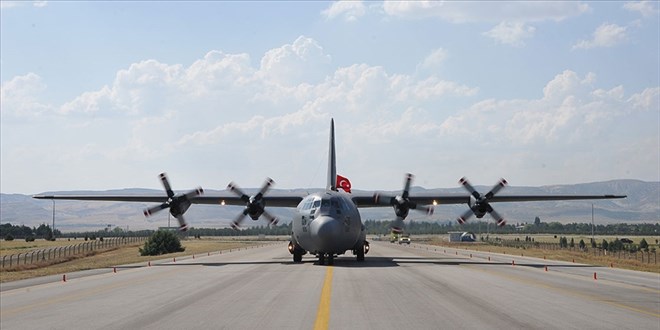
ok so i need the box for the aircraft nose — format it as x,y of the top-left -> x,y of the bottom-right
310,216 -> 341,249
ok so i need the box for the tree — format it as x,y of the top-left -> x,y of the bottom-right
4,233 -> 14,241
578,239 -> 585,250
601,239 -> 609,251
569,238 -> 575,248
609,239 -> 624,252
639,238 -> 649,251
139,230 -> 185,256
534,217 -> 541,226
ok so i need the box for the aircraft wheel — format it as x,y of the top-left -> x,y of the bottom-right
293,251 -> 303,263
318,254 -> 326,265
327,254 -> 334,266
356,246 -> 365,262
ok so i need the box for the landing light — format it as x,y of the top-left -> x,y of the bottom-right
220,200 -> 226,206
433,200 -> 438,206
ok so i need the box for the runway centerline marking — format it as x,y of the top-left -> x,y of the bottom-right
314,266 -> 333,330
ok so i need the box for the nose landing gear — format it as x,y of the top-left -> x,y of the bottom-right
318,253 -> 334,265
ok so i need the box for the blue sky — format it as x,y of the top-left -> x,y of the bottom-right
1,1 -> 658,194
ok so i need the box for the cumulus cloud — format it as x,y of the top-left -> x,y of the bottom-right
0,73 -> 52,117
0,1 -> 47,9
573,23 -> 628,50
321,0 -> 366,21
623,1 -> 658,18
628,87 -> 660,110
418,48 -> 448,71
483,21 -> 536,47
259,36 -> 332,86
438,70 -> 645,146
2,35 -> 657,193
382,1 -> 590,23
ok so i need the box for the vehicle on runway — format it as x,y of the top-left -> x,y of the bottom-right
34,119 -> 626,265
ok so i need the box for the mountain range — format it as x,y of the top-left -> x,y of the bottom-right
1,180 -> 657,232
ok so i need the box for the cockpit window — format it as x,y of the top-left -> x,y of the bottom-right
313,200 -> 321,208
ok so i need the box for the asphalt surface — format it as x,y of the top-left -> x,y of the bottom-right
1,241 -> 658,329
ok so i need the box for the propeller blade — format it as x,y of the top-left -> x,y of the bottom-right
374,193 -> 394,206
231,209 -> 249,230
457,208 -> 475,225
489,208 -> 506,227
227,182 -> 250,202
159,173 -> 175,198
144,203 -> 168,217
175,214 -> 188,231
256,178 -> 274,199
183,187 -> 204,199
390,217 -> 405,234
459,177 -> 481,199
485,178 -> 508,199
415,205 -> 434,216
402,173 -> 413,199
261,209 -> 279,226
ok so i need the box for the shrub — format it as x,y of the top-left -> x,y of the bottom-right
139,230 -> 185,256
639,238 -> 649,251
25,236 -> 36,242
4,233 -> 14,241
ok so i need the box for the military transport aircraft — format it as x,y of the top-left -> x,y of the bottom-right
34,119 -> 626,265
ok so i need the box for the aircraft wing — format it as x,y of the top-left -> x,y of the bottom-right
350,193 -> 626,207
193,195 -> 305,207
32,193 -> 306,207
350,193 -> 466,207
485,195 -> 627,203
33,195 -> 167,203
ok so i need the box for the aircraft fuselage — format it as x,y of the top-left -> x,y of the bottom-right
291,190 -> 365,257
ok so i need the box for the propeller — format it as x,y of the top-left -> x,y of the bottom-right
374,173 -> 434,228
227,178 -> 279,229
457,177 -> 507,227
143,173 -> 203,232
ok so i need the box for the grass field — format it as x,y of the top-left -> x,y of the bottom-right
426,236 -> 660,274
0,237 -> 285,283
0,238 -> 98,257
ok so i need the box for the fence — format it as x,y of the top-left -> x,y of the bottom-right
487,239 -> 657,264
1,237 -> 146,269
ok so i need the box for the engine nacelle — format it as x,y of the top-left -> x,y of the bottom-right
169,199 -> 191,217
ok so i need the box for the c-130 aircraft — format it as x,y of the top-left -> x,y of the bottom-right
34,119 -> 626,265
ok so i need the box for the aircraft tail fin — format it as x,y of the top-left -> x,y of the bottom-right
327,118 -> 337,191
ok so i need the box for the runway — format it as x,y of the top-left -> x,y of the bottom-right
1,241 -> 658,329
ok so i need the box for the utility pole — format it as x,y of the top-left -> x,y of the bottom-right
52,200 -> 56,239
591,203 -> 595,243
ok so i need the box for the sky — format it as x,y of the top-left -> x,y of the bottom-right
1,1 -> 659,195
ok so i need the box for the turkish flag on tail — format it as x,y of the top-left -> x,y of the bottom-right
337,174 -> 352,193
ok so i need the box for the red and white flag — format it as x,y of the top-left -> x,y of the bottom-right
336,174 -> 352,193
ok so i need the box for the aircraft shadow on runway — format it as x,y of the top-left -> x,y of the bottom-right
147,256 -> 598,269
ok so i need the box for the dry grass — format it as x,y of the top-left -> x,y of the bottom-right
0,237 -> 280,283
0,238 -> 93,257
428,239 -> 660,273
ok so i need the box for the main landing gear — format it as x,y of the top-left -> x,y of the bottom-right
353,241 -> 369,262
288,241 -> 305,263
